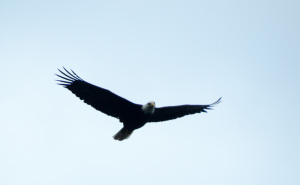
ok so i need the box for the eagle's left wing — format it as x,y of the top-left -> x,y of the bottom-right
55,68 -> 141,122
149,98 -> 221,123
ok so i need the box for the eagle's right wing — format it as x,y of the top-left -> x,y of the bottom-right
149,98 -> 221,123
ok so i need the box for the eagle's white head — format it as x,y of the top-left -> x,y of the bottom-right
142,101 -> 155,114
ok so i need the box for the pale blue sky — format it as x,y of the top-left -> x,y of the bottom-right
1,1 -> 299,185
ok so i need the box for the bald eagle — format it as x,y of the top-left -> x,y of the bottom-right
56,68 -> 221,141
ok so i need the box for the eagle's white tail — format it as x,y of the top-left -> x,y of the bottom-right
113,128 -> 133,141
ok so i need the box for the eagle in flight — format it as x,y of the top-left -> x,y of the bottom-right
56,68 -> 221,141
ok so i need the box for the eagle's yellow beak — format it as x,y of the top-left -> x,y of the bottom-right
150,102 -> 155,107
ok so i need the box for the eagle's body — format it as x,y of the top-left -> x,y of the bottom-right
56,68 -> 221,141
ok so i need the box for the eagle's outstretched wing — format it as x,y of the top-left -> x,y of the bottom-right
149,97 -> 221,123
56,68 -> 141,121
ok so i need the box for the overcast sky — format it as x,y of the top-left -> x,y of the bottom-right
1,1 -> 299,185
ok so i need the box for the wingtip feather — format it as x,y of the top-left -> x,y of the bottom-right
56,67 -> 84,85
212,97 -> 222,105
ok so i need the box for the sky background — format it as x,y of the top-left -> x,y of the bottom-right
1,0 -> 299,185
